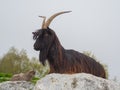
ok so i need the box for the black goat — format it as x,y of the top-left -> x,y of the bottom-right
32,11 -> 106,78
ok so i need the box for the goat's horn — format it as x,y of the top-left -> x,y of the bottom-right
44,11 -> 72,29
39,16 -> 46,29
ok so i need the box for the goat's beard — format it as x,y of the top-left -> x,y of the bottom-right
39,48 -> 49,66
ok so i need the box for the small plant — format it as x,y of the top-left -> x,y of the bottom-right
0,73 -> 13,82
31,77 -> 40,84
0,72 -> 40,84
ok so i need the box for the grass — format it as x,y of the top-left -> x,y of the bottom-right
0,73 -> 12,83
31,77 -> 40,84
0,73 -> 40,84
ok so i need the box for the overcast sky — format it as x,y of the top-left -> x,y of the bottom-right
0,0 -> 120,80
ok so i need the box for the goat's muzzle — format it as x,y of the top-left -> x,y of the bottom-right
33,43 -> 40,51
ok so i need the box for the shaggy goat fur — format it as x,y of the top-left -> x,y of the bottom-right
33,28 -> 106,78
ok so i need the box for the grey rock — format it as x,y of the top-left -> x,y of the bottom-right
0,81 -> 34,90
11,70 -> 35,81
34,73 -> 120,90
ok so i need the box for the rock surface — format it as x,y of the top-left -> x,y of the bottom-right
0,73 -> 120,90
0,81 -> 34,90
34,73 -> 120,90
11,70 -> 35,81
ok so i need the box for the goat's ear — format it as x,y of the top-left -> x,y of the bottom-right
32,32 -> 39,40
32,31 -> 38,34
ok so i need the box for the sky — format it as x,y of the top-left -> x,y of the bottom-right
0,0 -> 120,81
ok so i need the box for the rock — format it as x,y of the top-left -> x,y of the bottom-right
0,81 -> 34,90
11,70 -> 35,81
34,73 -> 120,90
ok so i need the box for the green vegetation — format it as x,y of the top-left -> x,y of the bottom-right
0,47 -> 49,83
0,72 -> 40,83
0,47 -> 109,83
0,73 -> 12,82
31,77 -> 40,84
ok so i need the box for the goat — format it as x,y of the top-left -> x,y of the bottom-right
32,11 -> 106,78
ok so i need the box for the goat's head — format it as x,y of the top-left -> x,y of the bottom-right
33,11 -> 71,50
33,28 -> 54,51
32,11 -> 71,65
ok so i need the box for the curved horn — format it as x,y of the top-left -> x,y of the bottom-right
44,11 -> 72,29
39,16 -> 46,29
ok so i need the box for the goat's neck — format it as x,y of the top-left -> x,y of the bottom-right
48,43 -> 65,61
47,33 -> 65,61
47,43 -> 65,73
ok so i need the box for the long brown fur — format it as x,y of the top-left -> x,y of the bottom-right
33,28 -> 106,78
